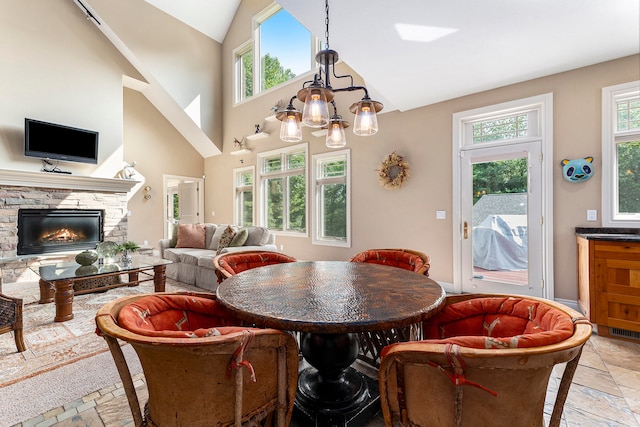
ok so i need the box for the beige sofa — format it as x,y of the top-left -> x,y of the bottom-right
159,224 -> 276,291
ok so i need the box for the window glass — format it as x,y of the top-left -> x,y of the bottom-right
602,81 -> 640,226
259,8 -> 310,92
472,114 -> 528,144
258,144 -> 307,235
312,150 -> 350,246
234,167 -> 254,227
616,140 -> 640,214
234,5 -> 318,104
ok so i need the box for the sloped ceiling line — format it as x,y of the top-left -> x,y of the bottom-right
71,0 -> 221,158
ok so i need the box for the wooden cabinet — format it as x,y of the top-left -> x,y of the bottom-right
577,236 -> 640,340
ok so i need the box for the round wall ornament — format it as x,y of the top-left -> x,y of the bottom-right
376,151 -> 410,190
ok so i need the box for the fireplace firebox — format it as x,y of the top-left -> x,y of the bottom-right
17,209 -> 104,255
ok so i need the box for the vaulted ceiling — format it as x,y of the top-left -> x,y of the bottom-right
80,0 -> 639,157
148,0 -> 640,113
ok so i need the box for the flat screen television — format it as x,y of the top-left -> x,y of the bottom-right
24,118 -> 99,164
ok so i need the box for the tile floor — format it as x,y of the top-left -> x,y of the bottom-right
10,330 -> 640,426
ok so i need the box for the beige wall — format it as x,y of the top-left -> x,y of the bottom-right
87,0 -> 223,150
0,0 -> 142,177
207,0 -> 640,301
123,89 -> 204,246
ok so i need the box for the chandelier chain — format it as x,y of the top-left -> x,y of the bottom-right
324,0 -> 330,49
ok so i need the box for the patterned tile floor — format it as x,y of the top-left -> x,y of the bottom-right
10,331 -> 640,426
5,276 -> 640,426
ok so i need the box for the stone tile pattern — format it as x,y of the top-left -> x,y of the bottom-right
10,333 -> 640,426
0,184 -> 128,286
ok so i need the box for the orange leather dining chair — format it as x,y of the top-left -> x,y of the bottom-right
96,292 -> 299,427
213,250 -> 297,283
378,294 -> 592,427
349,248 -> 430,276
349,248 -> 431,368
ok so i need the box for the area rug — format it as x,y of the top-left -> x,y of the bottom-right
0,279 -> 198,387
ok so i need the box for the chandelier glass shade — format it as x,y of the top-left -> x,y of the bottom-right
276,0 -> 383,148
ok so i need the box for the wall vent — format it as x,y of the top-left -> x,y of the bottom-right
610,327 -> 640,341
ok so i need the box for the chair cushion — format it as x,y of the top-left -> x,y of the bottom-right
350,249 -> 426,273
420,296 -> 574,349
175,224 -> 206,249
117,294 -> 251,338
219,252 -> 295,277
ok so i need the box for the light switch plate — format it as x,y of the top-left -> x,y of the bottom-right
436,210 -> 446,220
587,210 -> 597,221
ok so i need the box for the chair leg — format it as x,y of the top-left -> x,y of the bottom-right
549,346 -> 583,427
14,328 -> 26,352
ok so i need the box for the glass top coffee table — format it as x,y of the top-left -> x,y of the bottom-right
31,255 -> 171,322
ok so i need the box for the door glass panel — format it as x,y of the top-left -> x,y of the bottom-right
472,157 -> 528,285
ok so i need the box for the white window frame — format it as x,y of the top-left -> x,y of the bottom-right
233,165 -> 255,227
257,142 -> 309,237
233,40 -> 253,104
233,4 -> 320,105
602,81 -> 640,227
312,149 -> 351,247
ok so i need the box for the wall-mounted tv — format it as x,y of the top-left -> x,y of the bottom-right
24,118 -> 99,164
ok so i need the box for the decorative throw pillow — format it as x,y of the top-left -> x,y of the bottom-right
229,228 -> 249,247
209,225 -> 228,250
244,226 -> 270,246
175,223 -> 206,249
216,225 -> 237,254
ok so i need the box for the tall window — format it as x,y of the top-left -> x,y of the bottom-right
234,41 -> 253,103
602,81 -> 640,227
312,150 -> 350,247
258,143 -> 307,235
234,166 -> 254,227
234,4 -> 319,103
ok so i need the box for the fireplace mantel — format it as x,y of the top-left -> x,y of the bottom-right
0,169 -> 138,193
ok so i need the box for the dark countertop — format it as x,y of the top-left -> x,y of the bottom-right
576,227 -> 640,242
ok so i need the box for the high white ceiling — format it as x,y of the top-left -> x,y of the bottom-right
145,0 -> 639,113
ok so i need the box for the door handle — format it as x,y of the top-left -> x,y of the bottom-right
463,221 -> 468,239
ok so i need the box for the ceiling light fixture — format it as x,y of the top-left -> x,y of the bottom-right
276,0 -> 383,148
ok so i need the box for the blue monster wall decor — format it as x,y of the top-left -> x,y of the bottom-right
561,157 -> 594,182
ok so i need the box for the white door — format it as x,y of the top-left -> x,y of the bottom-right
178,181 -> 200,224
452,93 -> 553,299
460,142 -> 543,297
163,175 -> 204,238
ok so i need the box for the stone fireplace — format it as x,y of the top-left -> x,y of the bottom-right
0,169 -> 136,285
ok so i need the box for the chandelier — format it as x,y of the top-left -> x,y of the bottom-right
276,0 -> 383,148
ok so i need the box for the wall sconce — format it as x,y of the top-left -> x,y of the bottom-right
143,185 -> 151,200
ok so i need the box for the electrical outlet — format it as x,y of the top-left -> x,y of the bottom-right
436,210 -> 446,220
587,210 -> 597,221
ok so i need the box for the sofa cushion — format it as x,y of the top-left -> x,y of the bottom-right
162,248 -> 186,263
208,224 -> 228,250
244,226 -> 270,246
216,225 -> 237,255
179,249 -> 217,266
169,225 -> 179,248
230,227 -> 249,247
204,224 -> 217,248
176,224 -> 206,249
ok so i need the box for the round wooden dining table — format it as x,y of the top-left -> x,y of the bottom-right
216,261 -> 445,426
